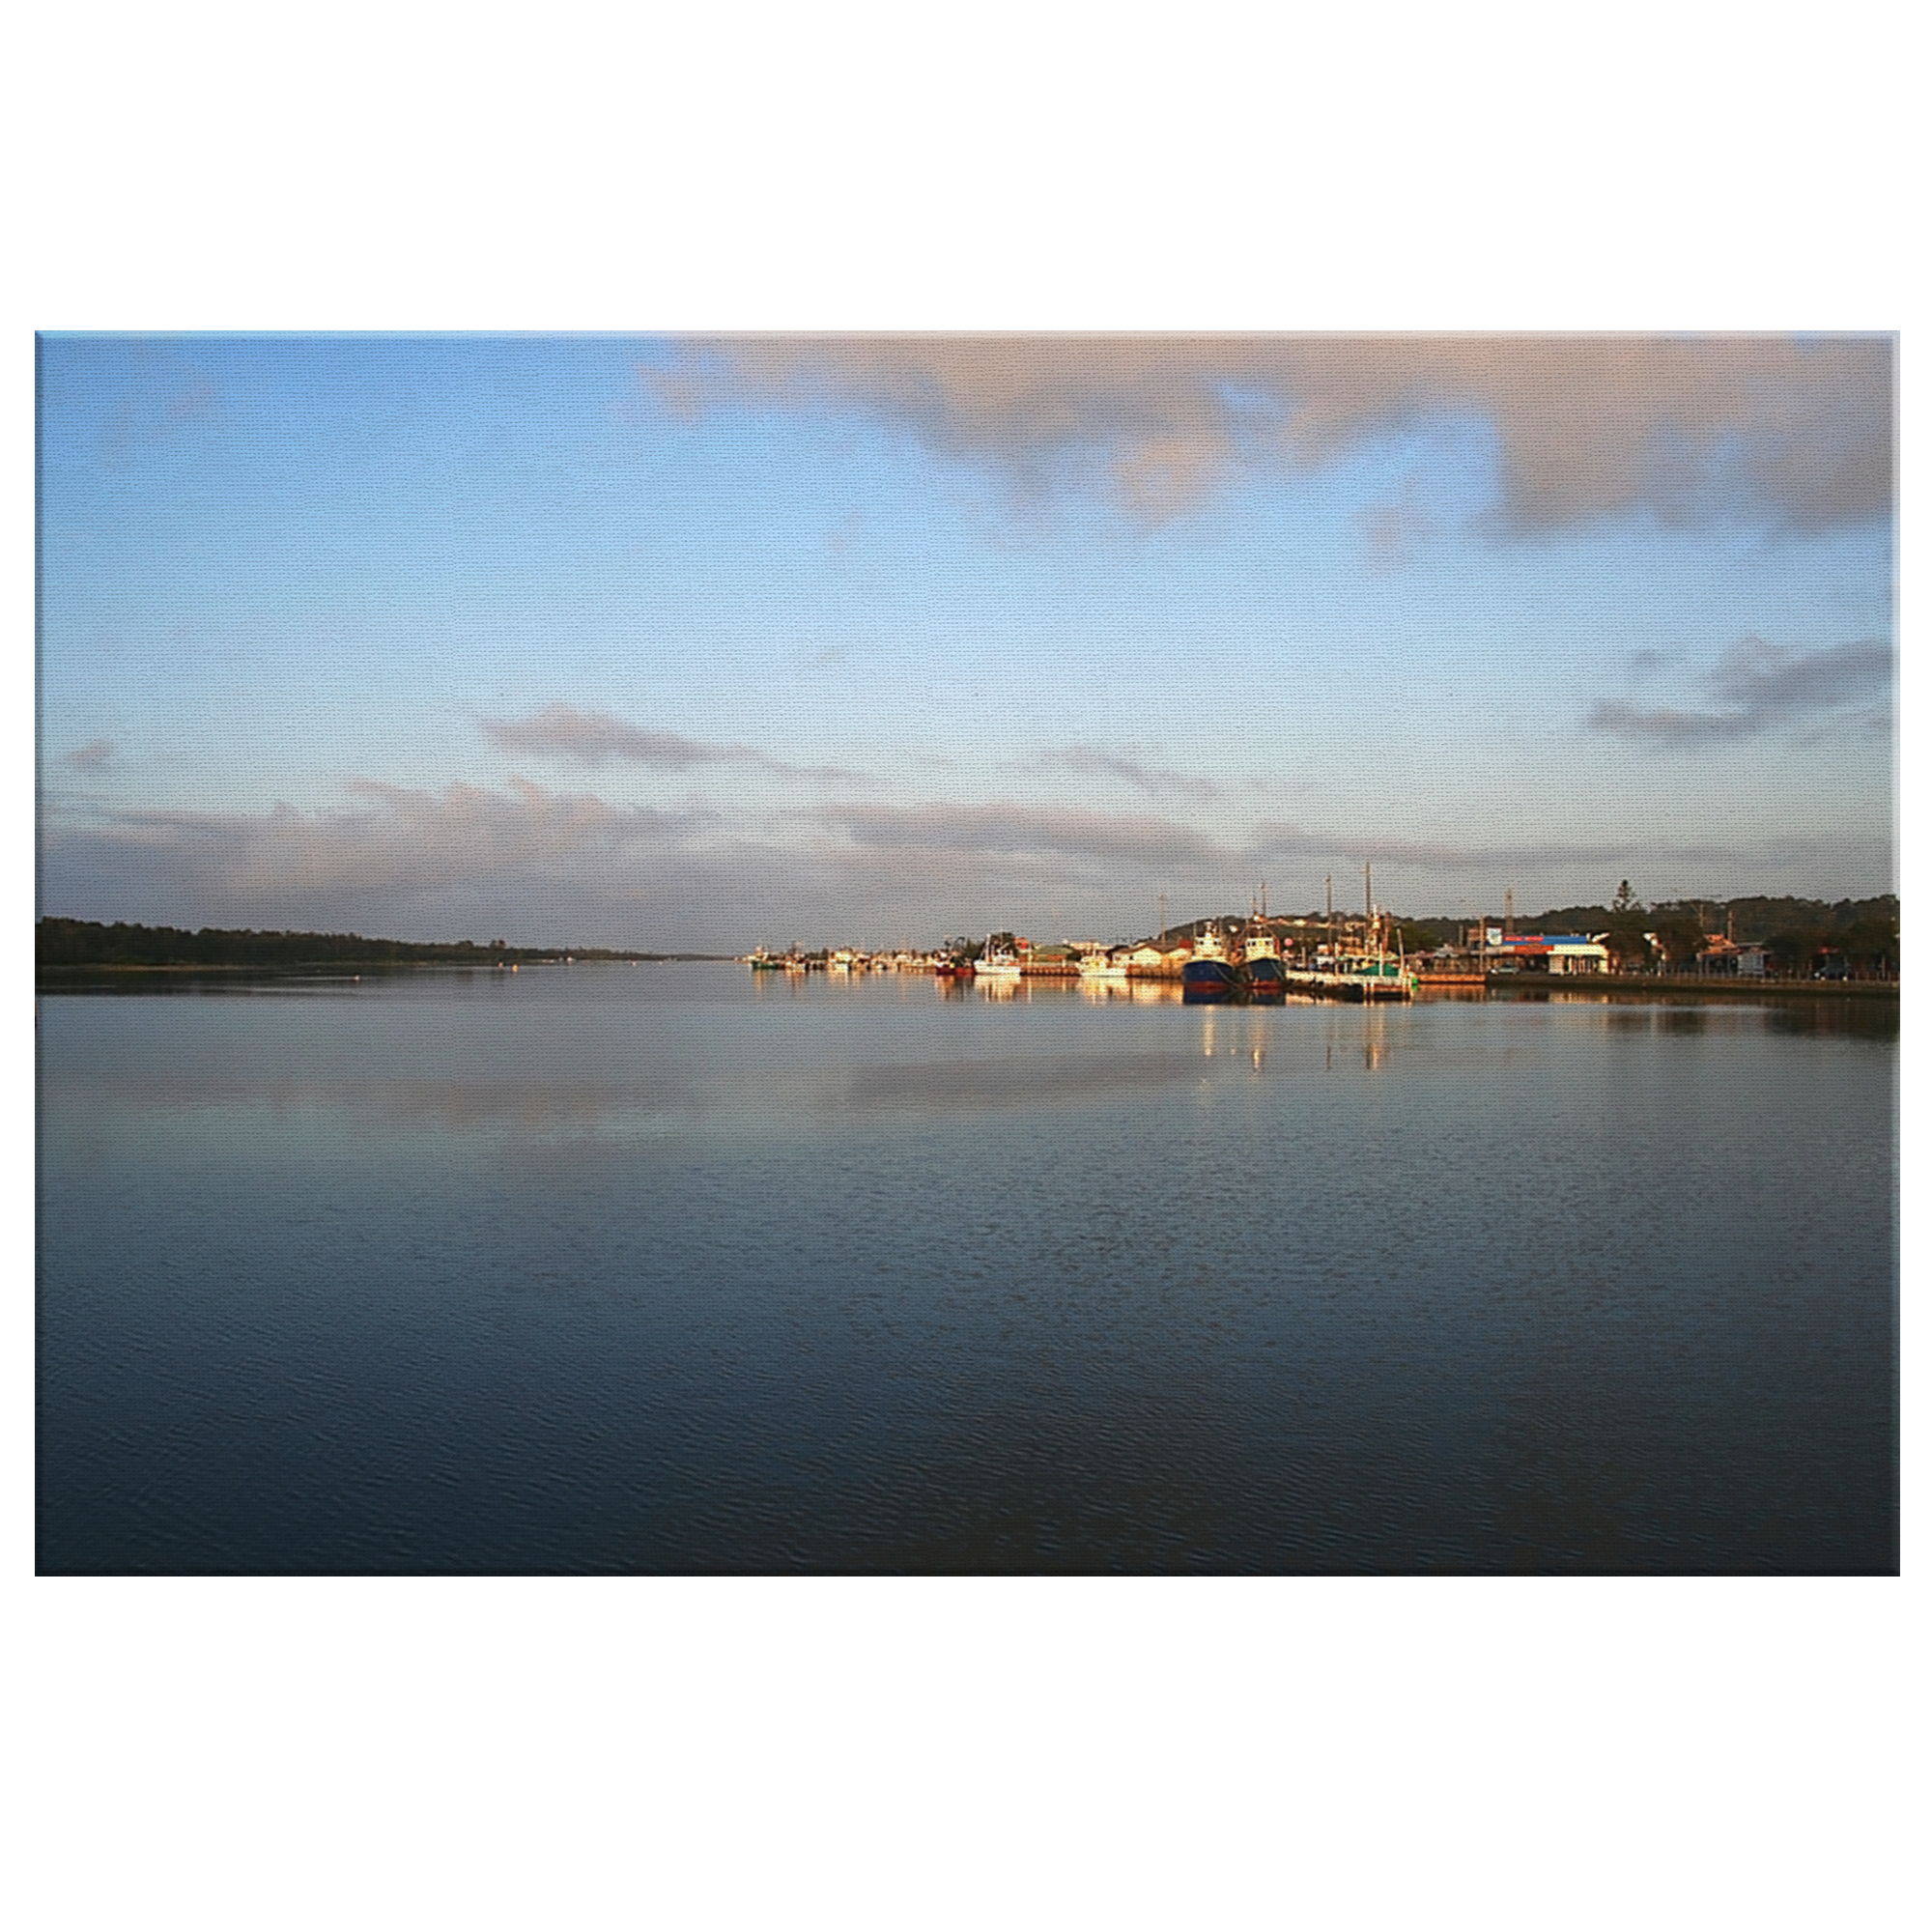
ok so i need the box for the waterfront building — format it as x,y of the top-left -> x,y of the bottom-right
1489,933 -> 1610,975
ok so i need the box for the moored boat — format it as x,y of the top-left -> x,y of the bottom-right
1240,922 -> 1288,996
1181,923 -> 1238,1002
976,933 -> 1023,981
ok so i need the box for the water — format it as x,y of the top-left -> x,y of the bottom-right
36,965 -> 1897,1573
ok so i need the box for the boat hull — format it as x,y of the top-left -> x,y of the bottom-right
1181,958 -> 1237,1003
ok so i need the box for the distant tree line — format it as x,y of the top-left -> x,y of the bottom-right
1399,889 -> 1898,977
35,919 -> 697,971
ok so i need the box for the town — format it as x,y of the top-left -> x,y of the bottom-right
747,885 -> 1900,1001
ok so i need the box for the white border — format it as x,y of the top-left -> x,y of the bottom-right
9,7 -> 1919,1927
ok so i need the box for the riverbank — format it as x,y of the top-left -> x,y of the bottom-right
1485,974 -> 1897,999
36,956 -> 732,990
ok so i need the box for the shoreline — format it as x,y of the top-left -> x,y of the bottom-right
1480,975 -> 1897,1000
36,956 -> 734,987
37,958 -> 1899,1002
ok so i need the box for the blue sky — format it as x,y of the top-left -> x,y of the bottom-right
37,333 -> 1893,949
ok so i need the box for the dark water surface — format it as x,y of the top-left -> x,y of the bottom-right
37,965 -> 1897,1573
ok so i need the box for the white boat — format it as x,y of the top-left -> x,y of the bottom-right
976,935 -> 1022,980
1078,950 -> 1128,982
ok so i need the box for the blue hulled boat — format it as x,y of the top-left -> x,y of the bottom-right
1241,922 -> 1288,996
1181,923 -> 1239,1002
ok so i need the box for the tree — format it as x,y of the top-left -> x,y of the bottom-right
1834,915 -> 1899,978
1766,925 -> 1828,975
1612,879 -> 1639,915
1648,916 -> 1706,969
1603,927 -> 1653,971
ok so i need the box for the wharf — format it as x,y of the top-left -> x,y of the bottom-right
1279,968 -> 1414,1003
1487,974 -> 1896,1000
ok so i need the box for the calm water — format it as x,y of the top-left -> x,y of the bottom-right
37,964 -> 1897,1573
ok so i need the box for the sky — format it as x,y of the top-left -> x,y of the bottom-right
36,333 -> 1895,951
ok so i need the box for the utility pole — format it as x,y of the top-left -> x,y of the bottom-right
1158,893 -> 1168,945
1325,873 -> 1334,962
1505,887 -> 1515,939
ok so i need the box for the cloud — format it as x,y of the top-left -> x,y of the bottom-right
813,799 -> 1832,880
1355,489 -> 1439,566
1042,744 -> 1220,802
1245,821 -> 1478,867
640,334 -> 1891,529
479,702 -> 856,781
67,738 -> 114,772
100,369 -> 218,465
818,801 -> 1225,867
41,777 -> 718,933
40,774 -> 1889,950
1587,637 -> 1892,743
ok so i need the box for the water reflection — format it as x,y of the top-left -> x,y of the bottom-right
1590,1001 -> 1895,1044
843,1052 -> 1203,1113
66,1070 -> 706,1133
1762,999 -> 1898,1042
39,963 -> 1897,1574
1659,1008 -> 1710,1035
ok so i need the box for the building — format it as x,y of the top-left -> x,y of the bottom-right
1490,933 -> 1610,975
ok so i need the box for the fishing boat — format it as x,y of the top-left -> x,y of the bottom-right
1181,923 -> 1238,1001
1337,953 -> 1415,1001
1240,922 -> 1288,995
976,933 -> 1022,981
1077,949 -> 1128,983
